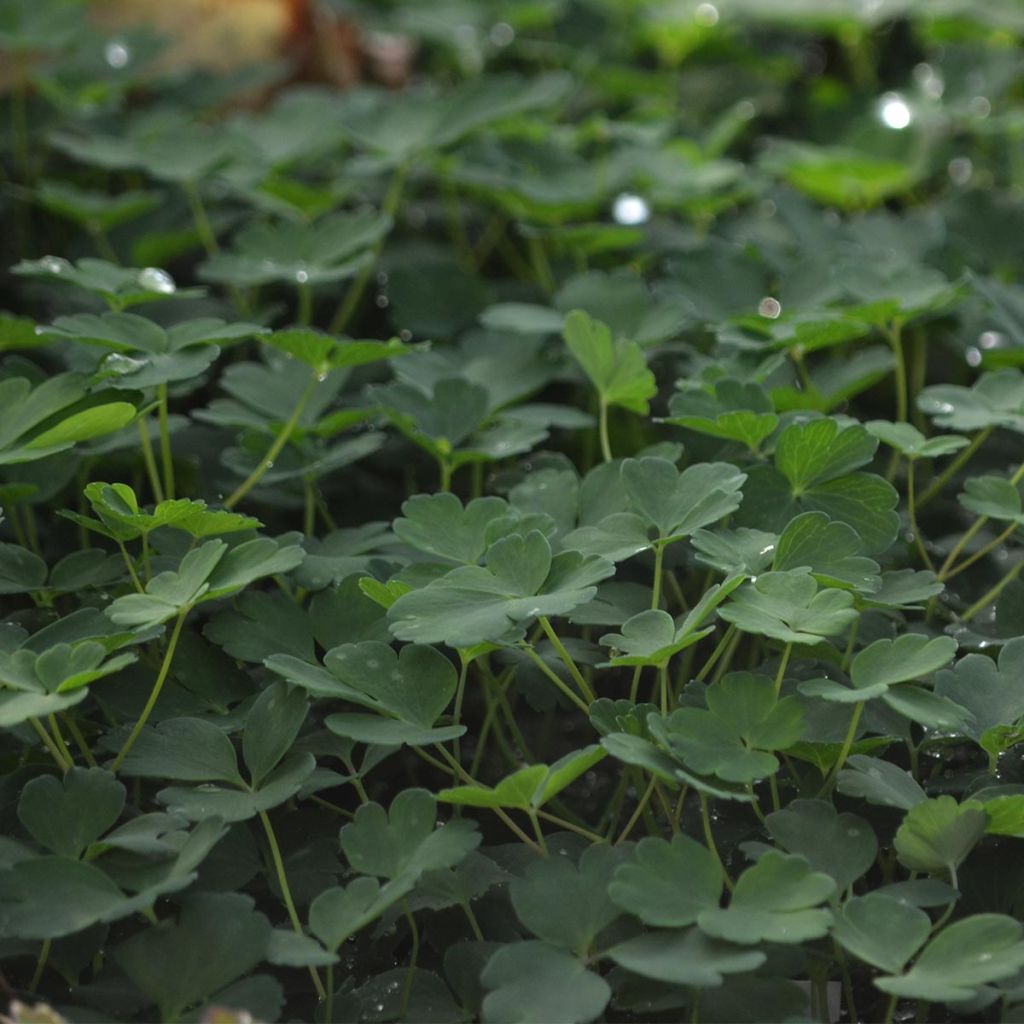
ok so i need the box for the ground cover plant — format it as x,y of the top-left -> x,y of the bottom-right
7,1 -> 1024,1021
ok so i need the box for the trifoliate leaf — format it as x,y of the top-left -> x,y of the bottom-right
697,852 -> 835,944
876,915 -> 1024,1002
831,893 -> 931,974
772,511 -> 880,593
866,420 -> 969,459
919,370 -> 1024,433
894,796 -> 987,874
719,569 -> 857,645
608,834 -> 722,927
562,310 -> 656,414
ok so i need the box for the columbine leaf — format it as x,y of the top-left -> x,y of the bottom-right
719,569 -> 857,645
876,915 -> 1024,1002
562,310 -> 656,414
893,796 -> 987,874
697,852 -> 835,945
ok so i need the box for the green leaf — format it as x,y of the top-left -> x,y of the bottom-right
599,577 -> 743,667
736,420 -> 899,553
608,834 -> 722,927
264,329 -> 416,374
765,800 -> 876,890
852,635 -> 958,689
935,639 -> 1024,744
665,378 -> 778,451
438,746 -> 605,810
836,755 -> 927,810
866,421 -> 969,459
0,374 -> 139,464
393,493 -> 510,564
117,718 -> 243,785
198,212 -> 390,287
620,458 -> 746,541
481,941 -> 610,1024
772,511 -> 881,592
309,876 -> 412,952
894,796 -> 987,874
387,532 -> 613,647
17,768 -> 125,858
562,310 -> 656,414
697,852 -> 835,944
719,569 -> 857,645
830,893 -> 931,974
959,474 -> 1024,523
242,681 -> 309,788
919,370 -> 1024,434
114,893 -> 271,1021
607,929 -> 765,987
510,845 -> 627,953
775,419 -> 878,491
340,789 -> 479,883
876,915 -> 1024,1002
661,673 -> 804,782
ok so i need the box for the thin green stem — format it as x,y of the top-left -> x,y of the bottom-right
296,281 -> 313,326
961,559 -> 1024,622
617,775 -> 657,844
906,460 -> 934,571
527,809 -> 549,855
520,644 -> 591,715
438,458 -> 453,493
941,521 -> 1018,581
773,642 -> 793,698
916,428 -> 992,511
225,371 -> 319,508
650,542 -> 665,611
29,939 -> 50,994
48,714 -> 74,767
112,609 -> 188,772
430,745 -> 544,855
888,321 -> 907,423
841,618 -> 860,673
29,716 -> 72,771
182,179 -> 220,255
884,993 -> 899,1024
157,384 -> 175,500
818,701 -> 865,797
62,713 -> 98,768
535,809 -> 606,844
658,662 -> 670,715
598,398 -> 613,463
260,810 -> 326,1001
462,902 -> 484,941
137,421 -> 164,504
117,541 -> 145,594
451,655 -> 469,777
695,625 -> 737,683
537,617 -> 595,704
329,163 -> 408,334
399,900 -> 420,1020
326,964 -> 335,1024
700,794 -> 733,891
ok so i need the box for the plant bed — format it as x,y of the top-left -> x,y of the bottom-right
4,2 -> 1024,1023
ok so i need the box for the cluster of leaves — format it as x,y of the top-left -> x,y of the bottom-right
8,1 -> 1024,1023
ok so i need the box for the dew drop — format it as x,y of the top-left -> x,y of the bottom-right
399,329 -> 412,341
611,192 -> 650,226
979,331 -> 1006,349
694,2 -> 719,26
40,255 -> 69,275
375,294 -> 389,308
966,346 -> 982,368
138,267 -> 176,294
878,92 -> 912,130
970,96 -> 992,119
104,40 -> 130,69
913,62 -> 944,100
490,21 -> 515,47
758,296 -> 782,319
948,156 -> 973,185
295,268 -> 309,284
